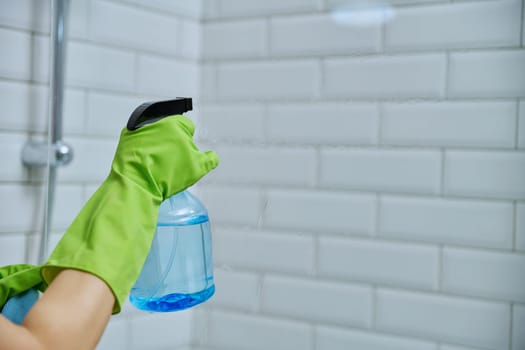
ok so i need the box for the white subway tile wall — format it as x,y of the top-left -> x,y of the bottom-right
379,196 -> 514,249
376,289 -> 510,349
444,151 -> 525,200
513,304 -> 525,350
206,310 -> 312,350
519,100 -> 525,148
213,227 -> 315,275
198,1 -> 525,350
439,345 -> 482,350
0,28 -> 32,80
323,54 -> 447,99
270,13 -> 382,56
384,0 -> 521,51
0,0 -> 39,31
217,59 -> 320,100
209,268 -> 260,312
264,189 -> 376,234
517,202 -> 525,251
90,0 -> 180,56
0,234 -> 26,266
1,0 -> 524,350
209,0 -> 322,18
203,19 -> 267,59
442,248 -> 525,302
197,103 -> 266,142
136,55 -> 200,97
318,236 -> 439,290
267,103 -> 380,145
316,326 -> 438,350
261,275 -> 373,327
0,81 -> 47,132
203,145 -> 317,186
0,1 -> 201,349
320,148 -> 442,194
382,101 -> 517,148
129,312 -> 192,350
448,50 -> 525,98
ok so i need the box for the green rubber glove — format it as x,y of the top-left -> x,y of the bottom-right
0,264 -> 46,309
41,115 -> 219,314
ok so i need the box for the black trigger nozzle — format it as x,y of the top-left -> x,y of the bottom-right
127,97 -> 193,131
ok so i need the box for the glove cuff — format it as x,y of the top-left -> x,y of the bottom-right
42,173 -> 162,314
0,264 -> 45,309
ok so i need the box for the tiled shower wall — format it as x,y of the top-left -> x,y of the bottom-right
1,1 -> 525,350
0,0 -> 200,349
196,0 -> 525,350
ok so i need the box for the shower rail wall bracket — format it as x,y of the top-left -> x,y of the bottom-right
22,140 -> 74,168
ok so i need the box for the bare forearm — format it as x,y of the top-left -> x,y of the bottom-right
0,269 -> 114,350
0,315 -> 43,350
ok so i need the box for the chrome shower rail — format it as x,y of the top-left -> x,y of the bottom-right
22,0 -> 73,168
21,0 -> 72,263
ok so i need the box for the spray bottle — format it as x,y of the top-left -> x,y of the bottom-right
127,98 -> 215,312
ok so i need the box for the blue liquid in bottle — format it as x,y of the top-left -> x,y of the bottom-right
130,190 -> 215,312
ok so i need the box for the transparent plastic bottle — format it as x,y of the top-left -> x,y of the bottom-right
129,190 -> 215,312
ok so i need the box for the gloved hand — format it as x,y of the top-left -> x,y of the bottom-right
41,115 -> 219,313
